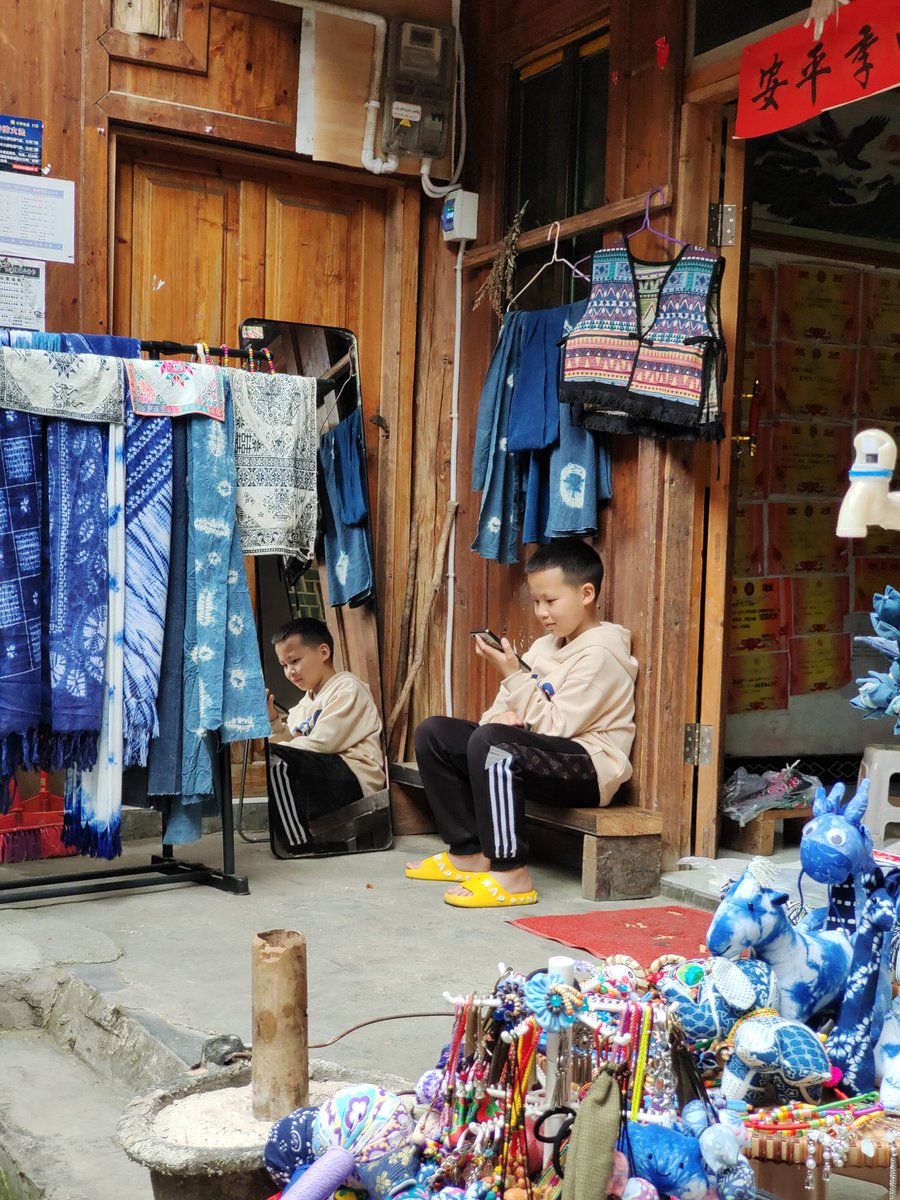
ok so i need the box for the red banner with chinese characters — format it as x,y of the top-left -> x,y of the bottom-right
737,0 -> 900,138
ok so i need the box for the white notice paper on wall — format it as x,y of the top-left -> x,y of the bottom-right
0,257 -> 45,330
0,175 -> 74,264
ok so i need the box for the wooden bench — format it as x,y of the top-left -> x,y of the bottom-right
720,804 -> 812,857
388,762 -> 662,903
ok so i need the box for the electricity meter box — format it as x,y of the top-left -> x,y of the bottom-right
381,21 -> 456,159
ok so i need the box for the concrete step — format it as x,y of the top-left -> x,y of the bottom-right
0,1028 -> 153,1200
120,797 -> 269,842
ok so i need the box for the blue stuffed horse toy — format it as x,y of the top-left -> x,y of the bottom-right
801,778 -> 899,1078
800,780 -> 878,935
706,857 -> 851,1023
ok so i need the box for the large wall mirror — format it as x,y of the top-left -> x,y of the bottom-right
238,318 -> 391,857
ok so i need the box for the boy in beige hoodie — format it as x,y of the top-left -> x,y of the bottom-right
407,539 -> 637,908
267,617 -> 385,855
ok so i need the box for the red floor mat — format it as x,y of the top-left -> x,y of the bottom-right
508,904 -> 711,965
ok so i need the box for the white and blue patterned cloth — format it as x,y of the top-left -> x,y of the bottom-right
227,368 -> 317,559
0,347 -> 125,423
63,425 -> 126,858
179,387 -> 270,818
46,418 -> 109,768
122,405 -> 172,767
0,407 -> 44,796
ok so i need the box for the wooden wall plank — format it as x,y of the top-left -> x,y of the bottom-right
111,0 -> 179,38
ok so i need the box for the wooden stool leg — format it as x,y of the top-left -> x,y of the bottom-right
753,1159 -> 810,1200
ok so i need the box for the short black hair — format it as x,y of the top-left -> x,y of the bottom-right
524,538 -> 604,598
271,617 -> 334,658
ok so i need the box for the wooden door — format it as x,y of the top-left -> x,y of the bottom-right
677,106 -> 750,855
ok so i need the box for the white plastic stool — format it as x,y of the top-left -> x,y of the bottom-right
858,745 -> 900,844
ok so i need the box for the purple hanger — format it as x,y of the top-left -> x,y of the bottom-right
626,186 -> 688,247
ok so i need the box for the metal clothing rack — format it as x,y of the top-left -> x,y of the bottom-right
0,332 -> 345,903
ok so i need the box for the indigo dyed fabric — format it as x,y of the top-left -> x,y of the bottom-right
45,418 -> 108,768
147,419 -> 187,802
319,407 -> 374,607
179,390 -> 270,823
0,347 -> 125,423
63,425 -> 126,858
471,313 -> 526,564
265,1106 -> 319,1186
228,368 -> 317,559
0,408 -> 43,799
507,305 -> 577,452
121,405 -> 172,767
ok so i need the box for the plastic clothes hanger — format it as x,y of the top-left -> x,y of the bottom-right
626,186 -> 688,249
571,186 -> 688,273
506,221 -> 591,311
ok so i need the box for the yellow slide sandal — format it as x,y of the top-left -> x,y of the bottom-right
443,873 -> 538,909
405,852 -> 475,883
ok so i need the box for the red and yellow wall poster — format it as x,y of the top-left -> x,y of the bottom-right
730,577 -> 790,651
774,342 -> 856,420
734,426 -> 770,501
854,558 -> 900,612
789,634 -> 852,696
739,344 -> 774,430
745,265 -> 775,344
858,348 -> 900,422
777,264 -> 860,344
768,501 -> 848,575
769,420 -> 851,498
727,651 -> 790,715
791,576 -> 849,635
862,273 -> 900,347
733,502 -> 766,577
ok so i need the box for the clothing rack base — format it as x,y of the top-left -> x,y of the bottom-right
0,856 -> 249,905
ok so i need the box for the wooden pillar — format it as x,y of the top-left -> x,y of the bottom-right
251,929 -> 309,1120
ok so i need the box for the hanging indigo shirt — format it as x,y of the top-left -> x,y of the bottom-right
507,304 -> 583,452
319,407 -> 374,608
471,313 -> 527,564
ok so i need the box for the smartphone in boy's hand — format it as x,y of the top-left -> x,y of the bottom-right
470,629 -> 531,672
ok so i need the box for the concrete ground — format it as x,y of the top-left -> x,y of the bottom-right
0,817 -> 688,1199
0,819 -> 891,1200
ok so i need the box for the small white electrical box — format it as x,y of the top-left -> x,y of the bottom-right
382,21 -> 456,159
441,190 -> 478,242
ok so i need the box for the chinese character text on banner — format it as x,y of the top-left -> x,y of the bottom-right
736,0 -> 900,138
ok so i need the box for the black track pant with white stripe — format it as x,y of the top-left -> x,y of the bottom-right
413,716 -> 598,870
268,743 -> 362,852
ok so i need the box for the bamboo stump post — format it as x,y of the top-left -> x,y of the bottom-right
251,929 -> 309,1120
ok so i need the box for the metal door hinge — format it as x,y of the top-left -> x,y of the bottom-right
684,723 -> 713,766
707,203 -> 737,247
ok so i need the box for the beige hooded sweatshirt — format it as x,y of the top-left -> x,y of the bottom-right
284,671 -> 386,796
479,623 -> 638,804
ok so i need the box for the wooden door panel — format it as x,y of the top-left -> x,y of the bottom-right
130,163 -> 240,343
265,189 -> 359,328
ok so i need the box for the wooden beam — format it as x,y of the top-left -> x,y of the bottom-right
101,0 -> 209,72
111,0 -> 179,37
462,188 -> 672,270
684,52 -> 740,104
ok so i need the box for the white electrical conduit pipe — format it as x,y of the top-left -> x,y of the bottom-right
281,0 -> 399,175
443,238 -> 467,717
420,0 -> 466,198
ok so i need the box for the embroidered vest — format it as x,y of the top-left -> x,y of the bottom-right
560,241 -> 726,441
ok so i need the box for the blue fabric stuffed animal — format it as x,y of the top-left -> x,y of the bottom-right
720,1014 -> 831,1105
706,857 -> 852,1022
826,884 -> 896,1093
657,956 -> 779,1042
800,781 -> 877,935
626,1121 -> 709,1200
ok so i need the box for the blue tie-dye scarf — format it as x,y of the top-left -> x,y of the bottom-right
180,384 -> 270,816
